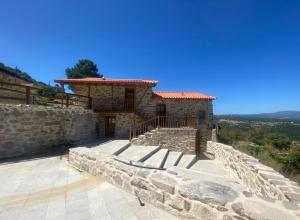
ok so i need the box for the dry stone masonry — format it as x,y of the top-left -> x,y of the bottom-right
131,128 -> 198,153
0,105 -> 98,158
207,141 -> 300,204
69,146 -> 300,220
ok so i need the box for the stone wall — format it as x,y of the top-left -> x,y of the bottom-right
0,105 -> 98,159
96,113 -> 144,138
154,98 -> 214,151
69,147 -> 300,220
73,84 -> 156,116
131,128 -> 198,153
73,84 -> 214,150
207,141 -> 300,203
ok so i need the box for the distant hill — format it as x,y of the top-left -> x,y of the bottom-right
217,111 -> 300,120
0,62 -> 47,86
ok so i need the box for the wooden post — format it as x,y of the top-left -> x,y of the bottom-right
88,85 -> 92,109
66,94 -> 69,108
157,116 -> 160,128
88,97 -> 92,109
25,86 -> 31,104
88,85 -> 91,97
111,85 -> 114,110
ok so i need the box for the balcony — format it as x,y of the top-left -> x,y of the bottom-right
92,98 -> 134,113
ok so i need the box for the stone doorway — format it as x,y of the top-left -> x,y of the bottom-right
105,116 -> 116,137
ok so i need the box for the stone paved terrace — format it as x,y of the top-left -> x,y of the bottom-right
0,155 -> 179,220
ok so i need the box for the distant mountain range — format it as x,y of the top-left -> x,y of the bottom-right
217,111 -> 300,120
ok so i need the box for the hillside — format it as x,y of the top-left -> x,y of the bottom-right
217,118 -> 300,183
0,62 -> 47,86
217,111 -> 300,121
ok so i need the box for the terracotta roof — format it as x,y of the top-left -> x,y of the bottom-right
153,91 -> 216,100
54,77 -> 158,86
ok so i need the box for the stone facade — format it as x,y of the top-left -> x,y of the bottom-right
0,105 -> 98,159
97,113 -> 144,138
73,84 -> 214,151
69,147 -> 300,220
73,84 -> 157,117
131,128 -> 198,153
207,141 -> 300,203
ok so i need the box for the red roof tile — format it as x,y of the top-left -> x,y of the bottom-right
153,91 -> 216,100
54,77 -> 158,86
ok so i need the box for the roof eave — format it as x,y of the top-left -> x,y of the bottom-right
54,79 -> 158,87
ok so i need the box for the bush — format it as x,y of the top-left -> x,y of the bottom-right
266,134 -> 291,150
37,86 -> 60,98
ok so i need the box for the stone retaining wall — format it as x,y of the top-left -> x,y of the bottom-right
69,147 -> 300,220
207,141 -> 300,203
131,128 -> 198,153
69,147 -> 238,219
0,105 -> 98,159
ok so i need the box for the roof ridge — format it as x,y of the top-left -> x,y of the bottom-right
153,91 -> 216,100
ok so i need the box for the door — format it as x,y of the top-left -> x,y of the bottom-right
124,88 -> 135,111
156,104 -> 166,127
105,116 -> 116,137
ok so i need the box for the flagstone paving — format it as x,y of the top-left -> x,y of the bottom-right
0,156 -> 179,220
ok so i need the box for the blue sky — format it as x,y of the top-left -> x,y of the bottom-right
0,0 -> 299,114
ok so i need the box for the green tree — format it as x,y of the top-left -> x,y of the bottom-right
65,59 -> 102,79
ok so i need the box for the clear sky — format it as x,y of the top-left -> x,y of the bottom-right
0,0 -> 299,114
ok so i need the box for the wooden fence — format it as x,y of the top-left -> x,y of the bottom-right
0,81 -> 92,109
129,116 -> 197,140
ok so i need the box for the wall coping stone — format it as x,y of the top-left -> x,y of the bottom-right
207,141 -> 300,204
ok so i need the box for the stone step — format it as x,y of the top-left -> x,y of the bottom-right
92,140 -> 130,155
118,145 -> 161,162
176,154 -> 197,169
144,149 -> 169,168
163,151 -> 183,168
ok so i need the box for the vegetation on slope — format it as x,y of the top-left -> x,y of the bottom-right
217,119 -> 300,183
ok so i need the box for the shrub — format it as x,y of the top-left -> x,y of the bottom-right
266,133 -> 291,150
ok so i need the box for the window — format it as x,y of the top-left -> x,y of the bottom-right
198,110 -> 206,121
156,104 -> 166,116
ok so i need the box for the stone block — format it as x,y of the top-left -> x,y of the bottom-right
112,174 -> 123,186
231,199 -> 298,220
131,178 -> 149,190
149,172 -> 176,194
190,202 -> 220,220
168,195 -> 184,211
178,180 -> 238,206
285,192 -> 300,203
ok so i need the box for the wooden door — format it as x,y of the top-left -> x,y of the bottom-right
156,104 -> 166,126
105,116 -> 116,137
124,88 -> 135,111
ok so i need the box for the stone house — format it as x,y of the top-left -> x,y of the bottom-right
55,77 -> 216,151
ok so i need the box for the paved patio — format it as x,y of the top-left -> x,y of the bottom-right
0,155 -> 179,220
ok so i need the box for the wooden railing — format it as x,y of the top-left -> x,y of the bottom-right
129,116 -> 197,140
0,81 -> 92,109
92,98 -> 134,112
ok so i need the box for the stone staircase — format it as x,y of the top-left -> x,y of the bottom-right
88,140 -> 197,170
